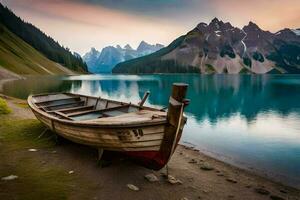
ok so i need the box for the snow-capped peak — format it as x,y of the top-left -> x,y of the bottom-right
124,44 -> 133,50
292,29 -> 300,36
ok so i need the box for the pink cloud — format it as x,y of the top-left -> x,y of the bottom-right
210,0 -> 300,31
1,0 -> 299,54
2,0 -> 184,54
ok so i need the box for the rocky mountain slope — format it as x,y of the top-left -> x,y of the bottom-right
113,18 -> 300,74
292,29 -> 300,36
83,41 -> 164,73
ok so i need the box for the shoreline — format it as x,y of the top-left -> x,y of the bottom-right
0,67 -> 23,92
0,94 -> 300,199
0,78 -> 299,191
181,144 -> 300,190
182,143 -> 300,190
0,77 -> 21,92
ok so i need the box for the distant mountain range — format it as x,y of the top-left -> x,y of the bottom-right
83,42 -> 164,73
0,4 -> 87,75
113,18 -> 300,74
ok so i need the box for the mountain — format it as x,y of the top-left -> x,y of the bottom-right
137,41 -> 164,56
73,52 -> 82,59
0,23 -> 76,75
83,41 -> 164,73
0,4 -> 87,73
82,48 -> 101,71
292,29 -> 300,36
113,18 -> 300,74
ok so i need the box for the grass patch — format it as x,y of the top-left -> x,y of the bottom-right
0,155 -> 75,200
0,97 -> 11,114
0,118 -> 75,200
0,118 -> 55,151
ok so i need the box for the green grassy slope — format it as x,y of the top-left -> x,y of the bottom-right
0,4 -> 87,73
0,24 -> 73,75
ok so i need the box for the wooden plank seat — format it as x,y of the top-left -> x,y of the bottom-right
40,100 -> 85,111
67,104 -> 130,117
47,105 -> 95,114
102,110 -> 126,117
54,111 -> 74,121
35,96 -> 80,106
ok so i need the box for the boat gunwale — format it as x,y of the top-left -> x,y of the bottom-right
28,93 -> 168,128
65,92 -> 160,111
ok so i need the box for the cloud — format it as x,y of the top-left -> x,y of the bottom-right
71,0 -> 202,13
1,0 -> 299,54
1,0 -> 108,27
65,0 -> 300,31
1,0 -> 186,54
210,0 -> 300,31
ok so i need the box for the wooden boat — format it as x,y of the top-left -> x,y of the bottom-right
27,83 -> 189,170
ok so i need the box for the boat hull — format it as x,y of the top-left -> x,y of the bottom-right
31,109 -> 183,170
28,83 -> 189,170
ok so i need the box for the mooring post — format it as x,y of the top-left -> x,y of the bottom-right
167,83 -> 188,127
160,83 -> 189,165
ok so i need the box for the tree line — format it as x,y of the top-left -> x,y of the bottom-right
0,4 -> 87,72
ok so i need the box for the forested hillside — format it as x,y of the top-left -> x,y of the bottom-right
0,4 -> 87,72
0,23 -> 75,75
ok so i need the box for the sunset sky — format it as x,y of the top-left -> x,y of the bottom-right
1,0 -> 300,55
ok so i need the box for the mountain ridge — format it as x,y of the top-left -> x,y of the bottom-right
113,18 -> 300,74
83,41 -> 164,73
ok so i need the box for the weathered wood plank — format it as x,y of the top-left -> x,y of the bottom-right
53,121 -> 165,135
67,104 -> 130,117
139,91 -> 150,107
48,105 -> 94,114
53,127 -> 164,142
54,111 -> 74,121
35,96 -> 80,106
41,101 -> 85,111
160,83 -> 188,162
56,131 -> 162,149
55,131 -> 163,146
33,93 -> 72,103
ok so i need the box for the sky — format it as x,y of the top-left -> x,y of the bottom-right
1,0 -> 300,55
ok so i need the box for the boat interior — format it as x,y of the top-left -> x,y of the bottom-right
31,93 -> 159,121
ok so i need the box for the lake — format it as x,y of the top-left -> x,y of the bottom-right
2,74 -> 300,188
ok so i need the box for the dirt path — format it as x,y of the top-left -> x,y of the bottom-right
0,96 -> 299,200
0,95 -> 34,119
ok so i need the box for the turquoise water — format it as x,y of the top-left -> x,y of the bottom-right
3,74 -> 300,187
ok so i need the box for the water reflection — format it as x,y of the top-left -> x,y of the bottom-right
2,74 -> 300,187
64,74 -> 300,124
